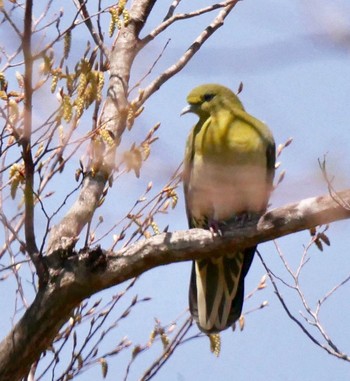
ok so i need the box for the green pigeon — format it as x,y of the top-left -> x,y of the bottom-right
182,84 -> 275,333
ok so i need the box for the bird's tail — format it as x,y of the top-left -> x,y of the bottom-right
189,247 -> 255,333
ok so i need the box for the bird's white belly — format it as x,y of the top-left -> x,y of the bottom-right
188,159 -> 268,221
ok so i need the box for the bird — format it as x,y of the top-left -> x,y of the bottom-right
181,83 -> 275,333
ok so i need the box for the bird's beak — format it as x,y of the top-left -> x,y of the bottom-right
180,104 -> 195,116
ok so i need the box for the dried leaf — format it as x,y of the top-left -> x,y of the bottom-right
75,168 -> 82,182
319,232 -> 331,246
276,170 -> 286,186
261,300 -> 269,308
309,227 -> 316,237
160,333 -> 169,348
284,137 -> 293,148
132,345 -> 142,359
258,274 -> 267,289
167,323 -> 176,333
124,146 -> 142,178
239,315 -> 245,331
64,30 -> 72,59
120,309 -> 130,319
99,358 -> 108,378
77,354 -> 83,370
15,71 -> 24,88
277,137 -> 293,157
149,329 -> 156,345
315,239 -> 323,252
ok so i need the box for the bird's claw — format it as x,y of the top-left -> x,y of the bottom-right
208,219 -> 223,237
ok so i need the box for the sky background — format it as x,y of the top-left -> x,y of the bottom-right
2,0 -> 350,380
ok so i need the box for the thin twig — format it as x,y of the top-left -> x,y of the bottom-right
129,39 -> 171,94
319,156 -> 350,210
133,1 -> 239,108
317,273 -> 350,312
258,248 -> 350,361
257,250 -> 337,354
141,317 -> 193,381
73,0 -> 109,61
142,0 -> 237,45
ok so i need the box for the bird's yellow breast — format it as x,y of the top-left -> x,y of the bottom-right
187,110 -> 270,221
195,111 -> 266,165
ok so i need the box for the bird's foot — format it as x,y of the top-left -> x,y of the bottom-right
208,218 -> 223,237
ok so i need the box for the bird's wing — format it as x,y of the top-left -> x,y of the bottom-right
183,122 -> 205,229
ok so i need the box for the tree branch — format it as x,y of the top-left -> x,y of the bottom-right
100,189 -> 350,286
22,0 -> 48,285
142,0 -> 237,44
134,1 -> 239,108
73,0 -> 109,61
1,189 -> 350,380
46,1 -> 157,254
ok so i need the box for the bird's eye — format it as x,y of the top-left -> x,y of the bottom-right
203,93 -> 215,102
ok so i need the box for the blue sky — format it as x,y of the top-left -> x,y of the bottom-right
1,1 -> 350,380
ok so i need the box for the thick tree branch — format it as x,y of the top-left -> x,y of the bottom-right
46,173 -> 107,253
47,1 -> 157,254
100,189 -> 350,286
1,189 -> 350,380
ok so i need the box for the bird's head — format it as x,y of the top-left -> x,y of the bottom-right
181,83 -> 244,118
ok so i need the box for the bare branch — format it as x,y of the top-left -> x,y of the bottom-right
262,226 -> 350,362
317,273 -> 350,310
319,156 -> 350,210
1,8 -> 22,38
129,38 -> 171,94
163,0 -> 183,21
141,317 -> 193,381
143,0 -> 237,44
102,189 -> 350,286
133,1 -> 239,108
257,250 -> 347,359
73,0 -> 109,61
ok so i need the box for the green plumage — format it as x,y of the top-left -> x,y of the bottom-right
182,84 -> 275,333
